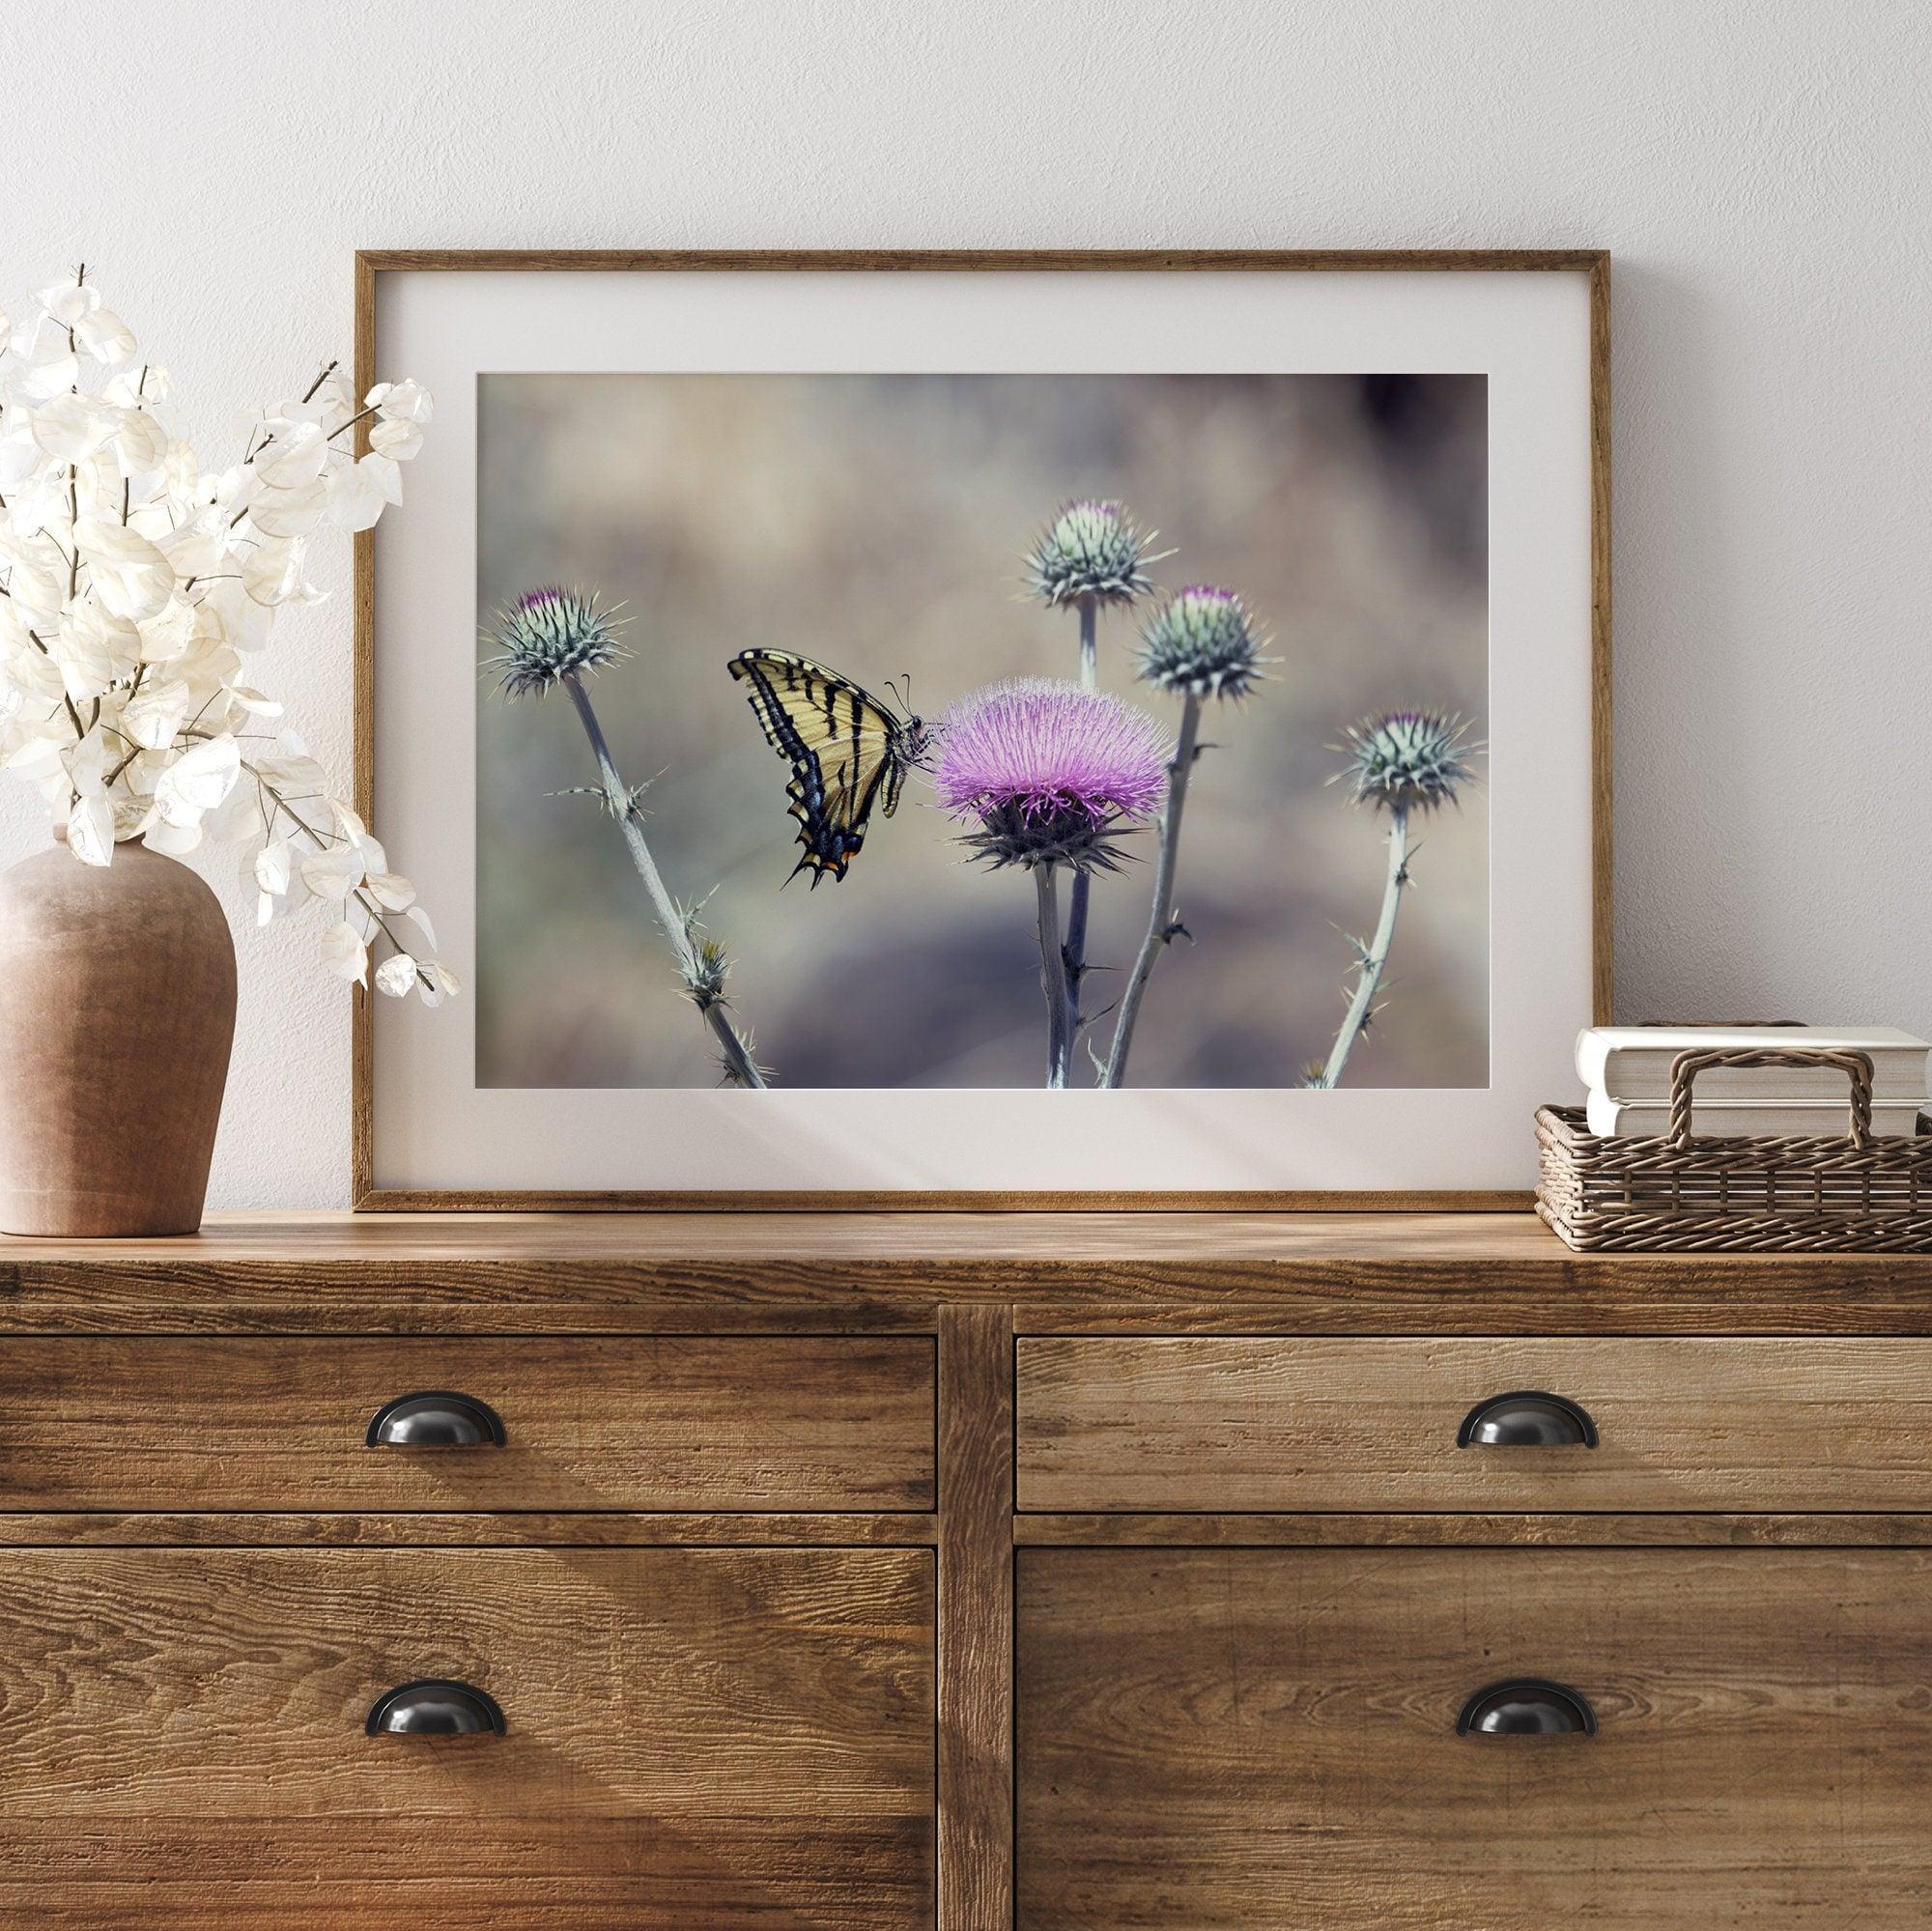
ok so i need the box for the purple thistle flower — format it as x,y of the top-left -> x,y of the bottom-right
934,678 -> 1171,871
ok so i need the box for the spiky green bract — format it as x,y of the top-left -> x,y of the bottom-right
1138,585 -> 1268,700
486,585 -> 629,699
1339,710 -> 1477,816
1026,498 -> 1161,609
957,800 -> 1140,875
678,905 -> 731,1013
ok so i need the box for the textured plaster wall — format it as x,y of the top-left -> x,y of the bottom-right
4,0 -> 1928,1207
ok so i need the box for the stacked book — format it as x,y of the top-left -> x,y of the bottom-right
1577,1026 -> 1931,1139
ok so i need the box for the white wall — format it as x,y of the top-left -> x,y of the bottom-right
5,0 -> 1927,1208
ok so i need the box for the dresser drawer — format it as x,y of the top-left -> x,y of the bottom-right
1019,1545 -> 1932,1927
0,1335 -> 934,1511
0,1546 -> 932,1928
1016,1336 -> 1932,1513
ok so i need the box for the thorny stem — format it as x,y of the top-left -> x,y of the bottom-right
1034,863 -> 1075,1089
1312,805 -> 1410,1089
1062,593 -> 1099,1039
563,674 -> 769,1089
1102,692 -> 1203,1089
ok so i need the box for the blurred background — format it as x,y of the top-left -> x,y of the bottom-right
476,372 -> 1488,1089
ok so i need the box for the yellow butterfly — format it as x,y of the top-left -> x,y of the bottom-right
728,650 -> 928,885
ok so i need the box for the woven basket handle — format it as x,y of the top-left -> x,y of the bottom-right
1666,1047 -> 1876,1150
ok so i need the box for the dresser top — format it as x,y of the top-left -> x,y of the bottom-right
1,1211 -> 1926,1336
7,1208 -> 1578,1266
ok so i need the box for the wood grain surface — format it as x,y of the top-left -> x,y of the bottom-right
0,1334 -> 934,1512
6,1211 -> 1932,1336
7,1207 -> 1596,1263
1014,1512 -> 1932,1548
358,248 -> 1611,273
939,1305 -> 1015,1930
5,1206 -> 1930,1927
0,1510 -> 937,1547
0,1547 -> 933,1927
1018,1546 -> 1932,1927
1017,1335 -> 1932,1514
7,1509 -> 1930,1549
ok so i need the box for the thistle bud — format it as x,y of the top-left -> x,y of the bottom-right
485,585 -> 629,698
1338,710 -> 1477,815
1137,584 -> 1267,700
1025,499 -> 1160,609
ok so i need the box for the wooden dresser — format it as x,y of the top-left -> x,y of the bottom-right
3,1211 -> 1930,1928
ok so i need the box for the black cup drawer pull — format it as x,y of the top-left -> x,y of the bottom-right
365,1390 -> 507,1448
366,1679 -> 506,1737
1457,1390 -> 1597,1448
1458,1679 -> 1596,1737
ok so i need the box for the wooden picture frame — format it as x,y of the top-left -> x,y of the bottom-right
353,249 -> 1610,1210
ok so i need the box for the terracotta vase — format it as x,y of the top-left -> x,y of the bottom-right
0,840 -> 237,1235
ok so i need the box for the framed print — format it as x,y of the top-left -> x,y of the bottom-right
354,249 -> 1609,1208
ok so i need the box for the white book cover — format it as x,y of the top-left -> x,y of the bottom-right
1585,1092 -> 1927,1140
1577,1027 -> 1930,1103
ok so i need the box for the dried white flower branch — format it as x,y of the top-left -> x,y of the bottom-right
0,267 -> 452,1001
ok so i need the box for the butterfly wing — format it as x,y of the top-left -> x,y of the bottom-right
728,650 -> 912,883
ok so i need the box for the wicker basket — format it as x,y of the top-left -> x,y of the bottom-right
1537,1046 -> 1932,1252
